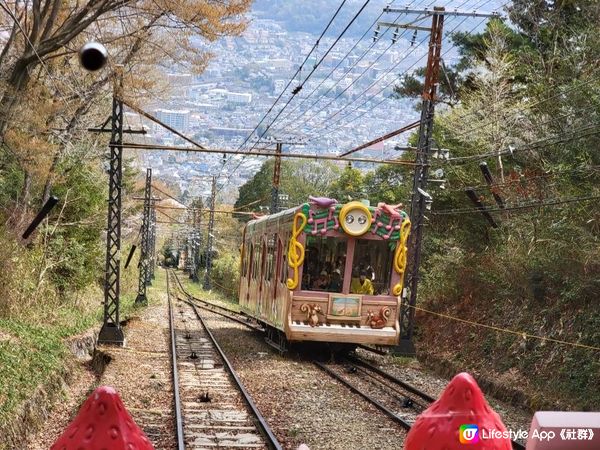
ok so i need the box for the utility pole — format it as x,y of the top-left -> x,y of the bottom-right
271,142 -> 282,214
185,206 -> 195,279
190,198 -> 203,282
196,201 -> 204,277
256,137 -> 305,214
378,6 -> 499,356
98,67 -> 125,345
203,176 -> 217,290
136,168 -> 152,305
148,204 -> 157,281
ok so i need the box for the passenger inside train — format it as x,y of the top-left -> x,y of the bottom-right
350,270 -> 374,295
301,234 -> 395,295
302,235 -> 346,293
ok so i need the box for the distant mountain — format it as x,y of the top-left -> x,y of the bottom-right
252,0 -> 386,36
251,0 -> 509,37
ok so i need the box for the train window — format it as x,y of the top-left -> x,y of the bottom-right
252,240 -> 261,280
302,235 -> 347,293
279,234 -> 288,283
351,240 -> 394,295
265,234 -> 276,282
260,240 -> 267,290
243,241 -> 251,277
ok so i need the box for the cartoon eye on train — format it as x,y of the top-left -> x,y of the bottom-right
239,196 -> 411,348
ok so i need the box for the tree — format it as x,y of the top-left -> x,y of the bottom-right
328,166 -> 365,202
0,0 -> 251,212
395,3 -> 600,410
394,18 -> 529,108
364,163 -> 410,205
437,21 -> 525,183
234,159 -> 340,214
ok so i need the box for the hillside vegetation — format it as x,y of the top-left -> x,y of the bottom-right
0,0 -> 251,441
230,1 -> 600,410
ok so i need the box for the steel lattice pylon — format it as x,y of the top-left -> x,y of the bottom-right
136,168 -> 152,304
203,177 -> 216,290
98,72 -> 125,345
148,205 -> 156,280
397,11 -> 444,356
193,199 -> 203,281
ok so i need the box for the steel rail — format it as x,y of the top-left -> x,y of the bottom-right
346,355 -> 526,450
357,344 -> 390,356
314,360 -> 413,430
166,270 -> 185,450
171,271 -> 262,332
185,299 -> 283,449
346,355 -> 436,403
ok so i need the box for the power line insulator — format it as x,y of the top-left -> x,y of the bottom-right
392,27 -> 399,44
410,29 -> 418,46
373,25 -> 380,43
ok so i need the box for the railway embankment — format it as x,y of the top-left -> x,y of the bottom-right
0,285 -> 145,449
21,270 -> 172,449
415,289 -> 600,412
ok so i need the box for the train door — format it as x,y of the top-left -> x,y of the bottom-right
274,237 -> 283,302
258,238 -> 267,315
266,233 -> 278,324
246,242 -> 253,303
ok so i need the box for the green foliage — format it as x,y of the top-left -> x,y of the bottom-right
234,159 -> 340,213
0,319 -> 67,429
328,166 -> 365,202
364,164 -> 411,205
44,160 -> 106,291
0,149 -> 24,207
210,251 -> 240,299
412,5 -> 600,409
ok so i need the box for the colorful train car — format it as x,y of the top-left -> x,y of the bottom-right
238,197 -> 411,349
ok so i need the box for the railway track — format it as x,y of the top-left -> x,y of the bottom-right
170,270 -> 525,450
166,270 -> 282,449
172,271 -> 264,333
314,355 -> 526,450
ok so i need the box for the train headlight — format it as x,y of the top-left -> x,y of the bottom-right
340,202 -> 372,236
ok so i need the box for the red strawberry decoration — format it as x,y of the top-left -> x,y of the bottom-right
405,372 -> 511,449
51,385 -> 154,450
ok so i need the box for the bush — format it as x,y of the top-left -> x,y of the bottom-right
209,251 -> 240,299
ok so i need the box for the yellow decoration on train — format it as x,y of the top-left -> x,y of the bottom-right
392,217 -> 411,296
339,201 -> 372,236
286,211 -> 307,289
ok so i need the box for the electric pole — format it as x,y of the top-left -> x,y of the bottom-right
98,67 -> 125,345
136,168 -> 152,305
271,142 -> 282,214
148,204 -> 157,280
256,137 -> 305,214
203,176 -> 217,290
377,6 -> 499,356
191,198 -> 203,282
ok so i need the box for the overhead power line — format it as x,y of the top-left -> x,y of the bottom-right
116,141 -> 421,166
273,12 -> 429,134
432,194 -> 600,216
306,0 -> 502,145
246,0 -> 373,152
237,0 -> 350,151
339,120 -> 421,157
441,122 -> 600,165
310,10 -> 491,142
270,4 -> 397,132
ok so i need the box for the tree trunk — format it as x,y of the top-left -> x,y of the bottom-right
0,57 -> 34,138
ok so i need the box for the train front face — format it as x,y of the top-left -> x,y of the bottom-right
285,200 -> 410,346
